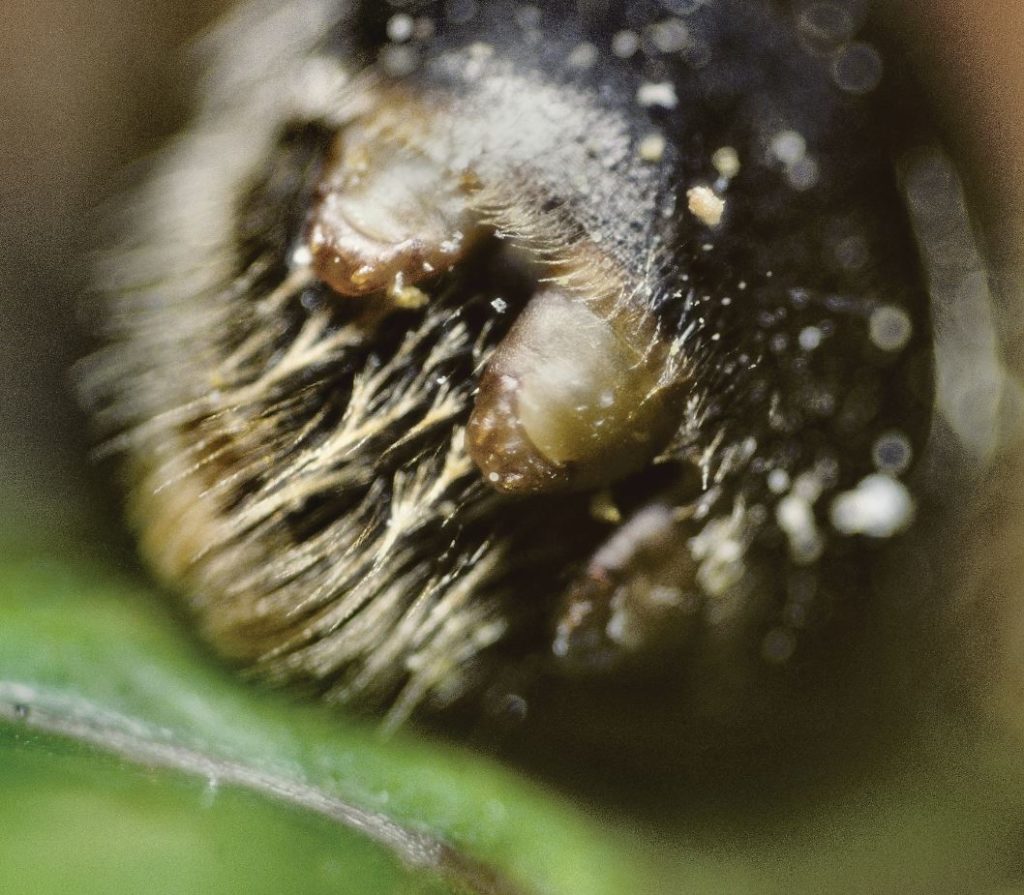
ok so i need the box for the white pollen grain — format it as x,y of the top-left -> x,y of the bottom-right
611,29 -> 640,58
776,494 -> 824,564
687,186 -> 725,227
386,13 -> 414,42
869,305 -> 913,352
799,326 -> 823,351
767,468 -> 791,494
568,41 -> 598,69
637,81 -> 678,109
649,19 -> 690,53
711,146 -> 741,180
830,474 -> 914,537
771,130 -> 807,166
638,132 -> 667,162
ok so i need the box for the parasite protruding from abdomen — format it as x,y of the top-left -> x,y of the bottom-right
301,85 -> 688,494
468,288 -> 685,493
307,106 -> 478,302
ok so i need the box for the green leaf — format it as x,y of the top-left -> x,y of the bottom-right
4,533 -> 1024,895
0,548 -> 655,895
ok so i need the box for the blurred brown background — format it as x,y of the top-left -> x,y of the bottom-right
0,0 -> 231,535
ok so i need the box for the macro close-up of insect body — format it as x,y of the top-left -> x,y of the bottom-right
80,0 -> 945,765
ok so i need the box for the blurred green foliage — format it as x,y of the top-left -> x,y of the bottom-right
0,546 -> 655,895
3,539 -> 1024,894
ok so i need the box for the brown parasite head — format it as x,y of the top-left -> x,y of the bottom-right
81,0 -> 937,748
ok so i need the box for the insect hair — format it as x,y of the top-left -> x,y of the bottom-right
81,0 -> 934,730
